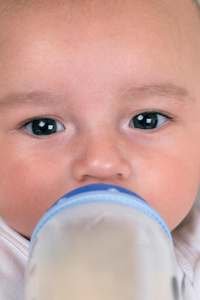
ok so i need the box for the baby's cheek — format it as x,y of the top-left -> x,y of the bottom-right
144,153 -> 198,230
0,152 -> 65,237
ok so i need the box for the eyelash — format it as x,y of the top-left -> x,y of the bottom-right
129,111 -> 174,131
20,117 -> 65,137
19,111 -> 174,138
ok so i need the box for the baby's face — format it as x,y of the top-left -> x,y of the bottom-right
0,0 -> 200,238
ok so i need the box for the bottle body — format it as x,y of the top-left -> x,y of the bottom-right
24,184 -> 180,300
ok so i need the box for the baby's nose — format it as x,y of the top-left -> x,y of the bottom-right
71,138 -> 131,182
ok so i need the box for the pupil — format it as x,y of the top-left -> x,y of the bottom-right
133,113 -> 158,129
32,119 -> 57,135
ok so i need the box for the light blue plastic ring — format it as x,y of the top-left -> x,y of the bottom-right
29,184 -> 173,249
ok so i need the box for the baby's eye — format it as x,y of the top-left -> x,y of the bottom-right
24,118 -> 65,136
129,112 -> 170,130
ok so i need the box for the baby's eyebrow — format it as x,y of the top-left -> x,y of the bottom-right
120,83 -> 193,101
0,83 -> 193,110
0,91 -> 58,109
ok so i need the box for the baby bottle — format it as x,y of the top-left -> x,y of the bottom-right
24,184 -> 180,300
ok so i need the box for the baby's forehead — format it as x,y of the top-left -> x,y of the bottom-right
0,0 -> 199,14
0,0 -> 200,70
0,0 -> 199,30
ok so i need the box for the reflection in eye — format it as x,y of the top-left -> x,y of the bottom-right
129,112 -> 170,130
24,118 -> 65,136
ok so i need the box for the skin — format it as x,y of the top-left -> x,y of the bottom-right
0,0 -> 200,239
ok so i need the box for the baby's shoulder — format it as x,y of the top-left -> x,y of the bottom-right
172,208 -> 200,299
0,217 -> 29,300
172,208 -> 200,253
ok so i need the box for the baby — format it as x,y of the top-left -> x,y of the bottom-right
0,0 -> 200,299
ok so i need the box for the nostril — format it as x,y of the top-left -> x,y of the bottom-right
71,154 -> 131,182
